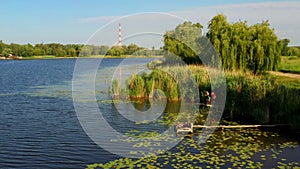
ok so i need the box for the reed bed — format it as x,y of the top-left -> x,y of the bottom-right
112,65 -> 300,128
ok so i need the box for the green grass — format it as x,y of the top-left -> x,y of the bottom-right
278,56 -> 300,74
21,55 -> 57,60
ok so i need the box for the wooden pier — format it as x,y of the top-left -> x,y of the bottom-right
175,123 -> 290,135
193,124 -> 290,129
175,103 -> 290,135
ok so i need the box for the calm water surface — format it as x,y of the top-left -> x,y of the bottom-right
0,58 -> 150,169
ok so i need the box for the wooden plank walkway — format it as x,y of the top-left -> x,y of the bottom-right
175,124 -> 290,135
175,104 -> 290,134
193,124 -> 290,129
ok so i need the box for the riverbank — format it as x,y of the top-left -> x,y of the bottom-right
0,55 -> 164,60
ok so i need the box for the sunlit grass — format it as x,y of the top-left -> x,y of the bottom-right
278,56 -> 300,74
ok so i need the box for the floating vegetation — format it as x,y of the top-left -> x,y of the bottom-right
24,84 -> 72,99
97,99 -> 131,104
87,127 -> 300,169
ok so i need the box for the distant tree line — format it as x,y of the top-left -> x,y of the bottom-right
286,46 -> 300,57
164,14 -> 296,74
0,41 -> 163,58
0,41 -> 82,57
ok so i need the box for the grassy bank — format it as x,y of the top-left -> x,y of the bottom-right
278,56 -> 300,74
113,65 -> 300,128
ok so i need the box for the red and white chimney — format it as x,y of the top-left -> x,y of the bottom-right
118,23 -> 122,46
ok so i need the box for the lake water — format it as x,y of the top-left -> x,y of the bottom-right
0,59 -> 299,169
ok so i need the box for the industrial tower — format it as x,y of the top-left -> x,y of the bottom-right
118,23 -> 122,46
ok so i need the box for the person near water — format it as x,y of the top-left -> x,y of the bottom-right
211,92 -> 216,104
205,91 -> 211,105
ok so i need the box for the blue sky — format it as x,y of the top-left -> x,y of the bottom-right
0,0 -> 299,46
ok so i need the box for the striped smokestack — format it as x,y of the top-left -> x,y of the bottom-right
118,23 -> 122,46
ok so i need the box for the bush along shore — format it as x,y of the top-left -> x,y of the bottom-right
112,65 -> 199,102
111,65 -> 300,129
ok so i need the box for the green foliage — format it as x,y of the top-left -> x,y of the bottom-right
126,70 -> 180,101
67,48 -> 77,57
128,74 -> 146,98
124,68 -> 197,102
106,46 -> 125,56
163,21 -> 203,65
126,43 -> 140,55
2,48 -> 12,57
0,40 -> 5,54
163,15 -> 285,74
207,14 -> 283,74
55,47 -> 67,57
287,47 -> 300,57
193,65 -> 300,126
0,42 -> 83,58
278,38 -> 290,56
98,45 -> 110,55
133,48 -> 152,56
33,48 -> 44,56
112,79 -> 120,97
79,45 -> 92,56
224,70 -> 300,126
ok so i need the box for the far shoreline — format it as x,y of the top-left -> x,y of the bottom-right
0,55 -> 164,60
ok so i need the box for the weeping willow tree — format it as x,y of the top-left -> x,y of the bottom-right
207,14 -> 285,74
163,21 -> 203,65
